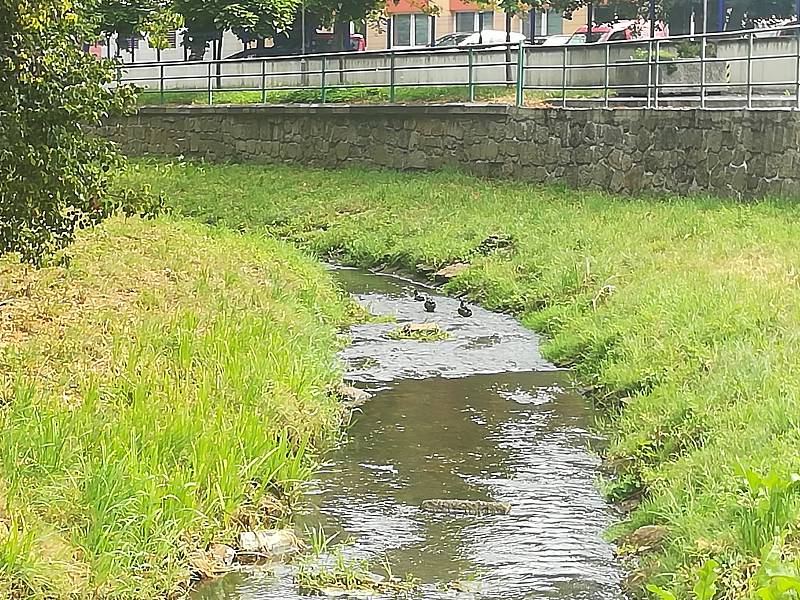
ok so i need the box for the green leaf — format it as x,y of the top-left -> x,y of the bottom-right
646,584 -> 678,600
693,559 -> 720,600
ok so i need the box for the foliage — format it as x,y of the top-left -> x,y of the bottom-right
631,41 -> 716,61
736,467 -> 800,555
647,583 -> 678,600
0,0 -> 142,264
296,550 -> 419,596
0,216 -> 356,596
754,540 -> 800,599
89,0 -> 183,47
693,559 -> 720,600
127,161 -> 800,598
647,560 -> 719,600
173,0 -> 304,58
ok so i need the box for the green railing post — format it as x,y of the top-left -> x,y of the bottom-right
795,31 -> 800,109
603,42 -> 610,108
654,38 -> 661,108
561,46 -> 567,107
321,56 -> 327,103
389,52 -> 396,103
207,62 -> 213,105
468,48 -> 475,102
261,60 -> 267,103
159,64 -> 165,105
515,41 -> 524,107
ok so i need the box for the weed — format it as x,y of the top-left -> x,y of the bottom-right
387,323 -> 450,341
753,539 -> 800,599
736,467 -> 800,556
295,548 -> 418,596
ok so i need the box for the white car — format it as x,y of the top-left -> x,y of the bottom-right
433,30 -> 527,48
540,34 -> 572,46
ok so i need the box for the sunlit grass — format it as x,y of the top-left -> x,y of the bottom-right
135,85 -> 599,107
121,159 -> 800,598
0,215 -> 356,597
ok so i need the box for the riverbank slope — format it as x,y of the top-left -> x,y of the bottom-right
0,216 -> 356,597
127,160 -> 800,598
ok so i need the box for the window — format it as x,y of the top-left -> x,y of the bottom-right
121,35 -> 141,51
455,11 -> 494,33
392,14 -> 430,47
414,14 -> 430,45
519,10 -> 561,37
546,10 -> 563,35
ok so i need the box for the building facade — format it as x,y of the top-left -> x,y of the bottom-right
92,2 -> 588,62
367,0 -> 587,49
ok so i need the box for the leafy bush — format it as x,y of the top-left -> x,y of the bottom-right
0,0 -> 140,264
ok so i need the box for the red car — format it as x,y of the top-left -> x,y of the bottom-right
568,20 -> 669,44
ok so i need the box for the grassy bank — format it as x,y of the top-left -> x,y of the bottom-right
124,160 -> 800,598
136,86 -> 603,107
0,215 -> 356,598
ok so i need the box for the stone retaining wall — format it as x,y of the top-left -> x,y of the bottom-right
101,105 -> 800,198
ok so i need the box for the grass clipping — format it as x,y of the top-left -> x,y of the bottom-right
0,216 -> 355,598
387,322 -> 449,342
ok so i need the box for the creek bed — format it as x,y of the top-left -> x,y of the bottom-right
193,267 -> 623,599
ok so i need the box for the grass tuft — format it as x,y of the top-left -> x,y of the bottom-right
386,323 -> 450,341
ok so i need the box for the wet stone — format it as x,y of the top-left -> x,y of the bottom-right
624,524 -> 668,550
434,262 -> 469,280
421,499 -> 512,515
237,529 -> 301,558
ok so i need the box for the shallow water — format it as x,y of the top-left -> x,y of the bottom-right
193,267 -> 623,600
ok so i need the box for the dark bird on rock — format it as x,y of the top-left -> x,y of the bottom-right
424,297 -> 436,312
458,300 -> 472,318
413,289 -> 425,301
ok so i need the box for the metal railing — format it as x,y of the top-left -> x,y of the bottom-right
116,24 -> 800,110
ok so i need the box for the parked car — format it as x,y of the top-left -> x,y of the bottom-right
776,20 -> 799,37
540,33 -> 572,46
227,32 -> 366,58
567,20 -> 669,44
749,18 -> 798,37
432,30 -> 527,48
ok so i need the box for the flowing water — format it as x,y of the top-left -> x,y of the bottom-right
194,267 -> 623,600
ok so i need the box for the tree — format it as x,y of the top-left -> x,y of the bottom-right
91,0 -> 184,52
172,0 -> 303,59
0,0 -> 143,264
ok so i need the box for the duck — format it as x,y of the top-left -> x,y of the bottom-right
424,297 -> 436,313
458,300 -> 472,318
413,289 -> 425,301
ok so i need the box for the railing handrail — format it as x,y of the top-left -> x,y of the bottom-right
118,23 -> 800,69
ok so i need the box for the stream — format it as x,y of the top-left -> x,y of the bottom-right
194,267 -> 624,599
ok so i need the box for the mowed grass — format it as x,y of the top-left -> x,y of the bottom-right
135,86 -> 598,108
123,160 -> 800,598
0,215 -> 356,598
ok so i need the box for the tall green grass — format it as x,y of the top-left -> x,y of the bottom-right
122,160 -> 800,598
0,216 -> 355,597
